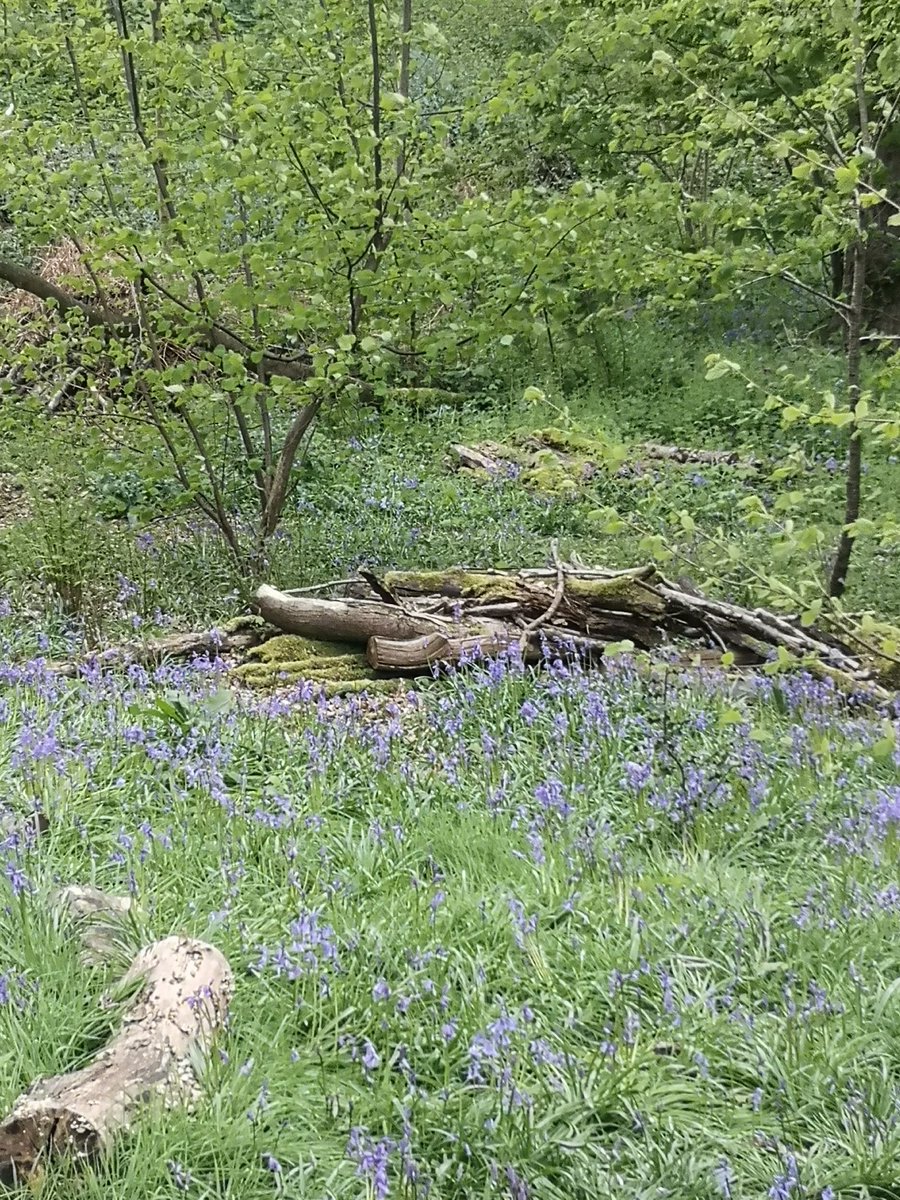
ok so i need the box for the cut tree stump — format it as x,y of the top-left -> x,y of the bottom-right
0,937 -> 232,1187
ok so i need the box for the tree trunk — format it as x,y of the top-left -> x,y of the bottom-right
0,938 -> 232,1186
867,124 -> 900,336
828,234 -> 866,598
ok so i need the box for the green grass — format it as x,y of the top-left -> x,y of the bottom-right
1,644 -> 899,1198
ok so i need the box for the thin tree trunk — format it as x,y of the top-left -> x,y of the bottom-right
396,0 -> 412,183
262,398 -> 322,538
828,16 -> 870,600
827,252 -> 864,598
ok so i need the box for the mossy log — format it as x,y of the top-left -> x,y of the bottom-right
352,566 -> 894,699
450,434 -> 761,495
380,568 -> 668,646
234,633 -> 384,691
641,442 -> 761,470
0,937 -> 232,1187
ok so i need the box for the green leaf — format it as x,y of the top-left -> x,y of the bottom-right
717,708 -> 744,727
603,640 -> 635,657
845,517 -> 877,536
337,334 -> 356,352
705,358 -> 739,380
800,601 -> 822,627
872,731 -> 896,761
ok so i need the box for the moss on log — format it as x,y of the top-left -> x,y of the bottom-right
382,568 -> 666,619
233,634 -> 377,690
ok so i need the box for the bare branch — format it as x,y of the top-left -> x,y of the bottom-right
0,258 -> 313,382
0,259 -> 131,330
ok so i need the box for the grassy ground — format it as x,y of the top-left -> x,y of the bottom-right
1,636 -> 899,1198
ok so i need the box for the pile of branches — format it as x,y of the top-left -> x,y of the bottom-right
252,550 -> 897,702
451,438 -> 761,482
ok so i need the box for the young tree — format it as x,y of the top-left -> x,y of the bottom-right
0,0 -> 583,568
503,0 -> 900,597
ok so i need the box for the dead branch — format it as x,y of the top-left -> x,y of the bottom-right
47,620 -> 269,677
519,538 -> 566,651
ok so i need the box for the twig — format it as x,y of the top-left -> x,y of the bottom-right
45,366 -> 84,414
281,579 -> 360,596
520,540 -> 566,651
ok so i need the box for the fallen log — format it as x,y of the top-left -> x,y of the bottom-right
654,582 -> 866,676
0,937 -> 232,1187
367,628 -> 521,671
344,564 -> 894,699
28,558 -> 896,702
641,442 -> 761,470
379,568 -> 668,646
450,438 -> 762,484
255,583 -> 509,646
47,619 -> 268,678
450,443 -> 501,473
